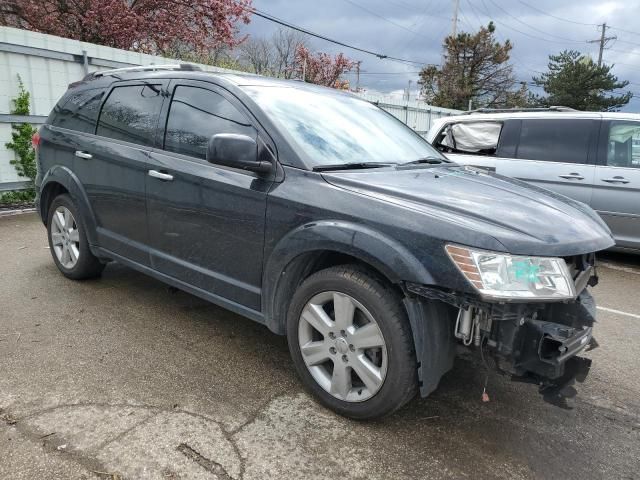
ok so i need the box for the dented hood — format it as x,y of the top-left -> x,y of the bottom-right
322,165 -> 615,257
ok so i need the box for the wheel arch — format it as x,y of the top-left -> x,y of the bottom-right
262,220 -> 436,335
39,166 -> 98,246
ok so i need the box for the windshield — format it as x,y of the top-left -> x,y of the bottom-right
243,86 -> 446,168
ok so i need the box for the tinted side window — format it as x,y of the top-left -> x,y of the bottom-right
50,88 -> 106,133
495,119 -> 521,158
516,119 -> 591,164
164,86 -> 254,160
96,84 -> 163,146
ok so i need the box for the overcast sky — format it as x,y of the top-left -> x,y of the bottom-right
240,0 -> 640,111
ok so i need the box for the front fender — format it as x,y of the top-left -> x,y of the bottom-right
262,220 -> 435,334
39,165 -> 98,246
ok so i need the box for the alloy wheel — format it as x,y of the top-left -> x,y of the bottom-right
298,291 -> 388,402
50,206 -> 80,269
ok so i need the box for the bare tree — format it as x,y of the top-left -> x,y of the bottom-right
271,28 -> 307,78
237,28 -> 308,77
239,37 -> 274,75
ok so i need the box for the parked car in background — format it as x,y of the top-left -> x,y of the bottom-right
427,108 -> 640,253
35,67 -> 614,418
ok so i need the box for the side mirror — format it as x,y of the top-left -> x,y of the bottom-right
206,133 -> 272,174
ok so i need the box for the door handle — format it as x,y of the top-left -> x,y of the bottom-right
75,150 -> 92,160
601,176 -> 629,184
148,170 -> 174,181
558,173 -> 584,180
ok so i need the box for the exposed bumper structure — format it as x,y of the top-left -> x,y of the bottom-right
406,257 -> 599,404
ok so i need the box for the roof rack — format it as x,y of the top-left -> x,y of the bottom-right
83,63 -> 202,80
462,106 -> 577,115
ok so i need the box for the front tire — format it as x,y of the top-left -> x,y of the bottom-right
47,194 -> 105,280
287,265 -> 417,419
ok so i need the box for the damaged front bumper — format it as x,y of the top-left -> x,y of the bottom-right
406,258 -> 600,404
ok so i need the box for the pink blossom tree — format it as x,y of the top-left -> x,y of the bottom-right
293,45 -> 355,89
0,0 -> 252,55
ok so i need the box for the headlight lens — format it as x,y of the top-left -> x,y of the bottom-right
445,245 -> 576,300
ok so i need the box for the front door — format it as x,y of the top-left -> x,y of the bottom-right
495,118 -> 599,205
432,120 -> 502,172
590,120 -> 640,250
145,82 -> 273,311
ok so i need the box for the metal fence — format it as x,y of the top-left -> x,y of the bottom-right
0,26 -> 461,191
354,93 -> 461,137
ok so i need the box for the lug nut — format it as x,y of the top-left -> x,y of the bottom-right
340,330 -> 346,336
329,347 -> 336,354
349,344 -> 355,352
328,332 -> 335,339
342,354 -> 348,363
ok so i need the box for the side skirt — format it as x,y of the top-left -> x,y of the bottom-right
95,246 -> 267,327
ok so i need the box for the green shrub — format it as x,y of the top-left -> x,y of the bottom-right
2,75 -> 37,206
0,189 -> 35,205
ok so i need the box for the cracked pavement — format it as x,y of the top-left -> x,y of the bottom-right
1,213 -> 639,479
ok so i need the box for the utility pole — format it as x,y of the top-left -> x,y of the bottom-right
451,0 -> 460,37
355,61 -> 362,92
588,23 -> 616,66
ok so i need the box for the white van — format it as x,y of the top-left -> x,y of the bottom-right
427,108 -> 640,253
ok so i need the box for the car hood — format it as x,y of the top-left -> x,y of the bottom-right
322,164 -> 615,257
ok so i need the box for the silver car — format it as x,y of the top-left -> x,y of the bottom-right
427,109 -> 640,253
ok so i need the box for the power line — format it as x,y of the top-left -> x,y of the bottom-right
608,26 -> 640,38
486,0 -> 586,44
339,0 -> 445,39
516,1 -> 640,40
248,7 -> 432,66
388,0 -> 439,52
515,1 -> 597,26
477,0 -> 587,45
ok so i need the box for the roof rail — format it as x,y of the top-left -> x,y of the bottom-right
462,106 -> 577,115
83,63 -> 202,81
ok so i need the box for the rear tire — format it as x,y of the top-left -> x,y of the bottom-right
47,194 -> 105,280
287,265 -> 417,419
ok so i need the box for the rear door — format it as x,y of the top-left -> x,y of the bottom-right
145,80 -> 273,310
590,120 -> 640,250
496,118 -> 598,204
79,81 -> 166,265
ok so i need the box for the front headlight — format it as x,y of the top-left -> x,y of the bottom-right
445,244 -> 576,300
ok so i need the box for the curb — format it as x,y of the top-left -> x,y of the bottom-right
0,207 -> 36,218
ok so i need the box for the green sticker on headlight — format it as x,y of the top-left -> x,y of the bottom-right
511,260 -> 540,282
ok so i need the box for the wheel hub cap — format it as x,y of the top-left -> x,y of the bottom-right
335,337 -> 349,354
298,291 -> 388,402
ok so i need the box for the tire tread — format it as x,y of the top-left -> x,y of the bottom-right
287,264 -> 418,419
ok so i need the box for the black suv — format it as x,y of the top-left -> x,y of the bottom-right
35,65 -> 614,418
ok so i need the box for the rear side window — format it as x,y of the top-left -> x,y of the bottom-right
163,86 -> 254,160
50,88 -> 105,133
516,119 -> 592,164
96,84 -> 163,147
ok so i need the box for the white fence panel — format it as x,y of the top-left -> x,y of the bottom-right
354,92 -> 461,136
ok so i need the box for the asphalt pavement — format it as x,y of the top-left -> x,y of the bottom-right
1,212 -> 639,479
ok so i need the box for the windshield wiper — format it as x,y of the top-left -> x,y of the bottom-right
399,157 -> 447,166
313,162 -> 396,172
